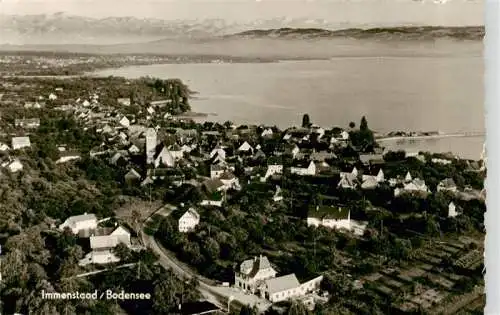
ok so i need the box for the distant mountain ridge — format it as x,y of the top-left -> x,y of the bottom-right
0,13 -> 485,45
226,26 -> 485,41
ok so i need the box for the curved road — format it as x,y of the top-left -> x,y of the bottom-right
140,205 -> 271,313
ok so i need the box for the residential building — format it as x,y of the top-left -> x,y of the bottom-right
437,178 -> 458,193
56,151 -> 81,164
448,202 -> 458,218
235,255 -> 277,294
117,97 -> 131,106
154,146 -> 176,168
307,205 -> 351,232
394,178 -> 429,197
262,274 -> 301,302
273,186 -> 284,202
11,136 -> 31,150
237,141 -> 253,153
261,164 -> 283,182
210,164 -> 226,179
6,159 -> 23,173
119,116 -> 130,128
178,208 -> 200,233
59,213 -> 98,235
290,161 -> 316,176
124,168 -> 141,182
15,118 -> 40,129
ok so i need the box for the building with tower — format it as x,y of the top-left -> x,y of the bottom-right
146,127 -> 157,164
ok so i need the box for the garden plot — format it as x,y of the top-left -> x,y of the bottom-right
425,273 -> 455,290
454,249 -> 482,270
379,276 -> 405,290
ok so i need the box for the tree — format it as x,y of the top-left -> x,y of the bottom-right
239,305 -> 258,315
288,301 -> 310,315
360,116 -> 368,131
349,121 -> 356,129
302,114 -> 311,128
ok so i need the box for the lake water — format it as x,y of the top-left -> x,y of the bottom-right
94,42 -> 484,159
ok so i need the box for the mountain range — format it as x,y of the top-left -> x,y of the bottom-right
0,13 -> 485,45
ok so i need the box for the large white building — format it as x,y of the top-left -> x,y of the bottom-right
290,161 -> 316,176
11,136 -> 31,150
307,206 -> 352,232
235,255 -> 277,294
178,208 -> 200,233
59,213 -> 98,235
262,274 -> 324,303
261,164 -> 283,182
235,255 -> 324,304
79,225 -> 132,266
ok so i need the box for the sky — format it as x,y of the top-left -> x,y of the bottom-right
0,0 -> 484,26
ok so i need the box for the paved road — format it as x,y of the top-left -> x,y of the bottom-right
140,204 -> 272,313
64,263 -> 137,280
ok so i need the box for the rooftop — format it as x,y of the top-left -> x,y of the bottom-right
308,205 -> 350,220
265,273 -> 300,294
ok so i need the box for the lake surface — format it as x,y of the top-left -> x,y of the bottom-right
95,43 -> 484,159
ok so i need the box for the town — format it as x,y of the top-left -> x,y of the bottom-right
0,75 -> 485,315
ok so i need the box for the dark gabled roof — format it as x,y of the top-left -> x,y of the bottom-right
291,159 -> 312,168
203,179 -> 225,193
439,178 -> 456,187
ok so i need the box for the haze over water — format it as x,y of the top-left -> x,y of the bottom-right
95,39 -> 484,159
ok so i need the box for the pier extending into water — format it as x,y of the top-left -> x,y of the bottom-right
376,131 -> 485,142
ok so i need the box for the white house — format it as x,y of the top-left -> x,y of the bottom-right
290,161 -> 316,176
262,274 -> 301,303
0,142 -> 10,151
394,178 -> 429,197
361,169 -> 385,189
168,144 -> 184,160
237,141 -> 253,153
128,144 -> 141,154
261,128 -> 273,137
405,172 -> 413,182
178,208 -> 200,233
235,255 -> 277,294
448,202 -> 458,218
210,147 -> 226,161
119,116 -> 130,128
11,136 -> 31,150
6,159 -> 23,173
361,176 -> 379,190
273,186 -> 284,202
117,97 -> 131,106
437,178 -> 458,193
261,164 -> 283,182
338,169 -> 358,190
307,206 -> 351,232
56,151 -> 81,164
110,225 -> 132,245
48,93 -> 58,101
210,164 -> 226,179
59,213 -> 98,235
219,172 -> 240,190
154,146 -> 175,168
